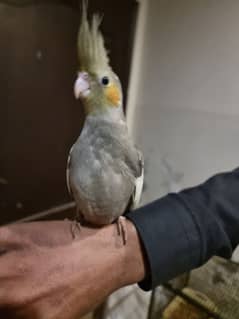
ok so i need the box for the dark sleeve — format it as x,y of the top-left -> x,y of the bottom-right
126,167 -> 239,291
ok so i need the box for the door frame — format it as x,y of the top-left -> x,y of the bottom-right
126,0 -> 148,136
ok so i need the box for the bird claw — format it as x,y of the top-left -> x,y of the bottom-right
70,220 -> 81,239
117,216 -> 127,245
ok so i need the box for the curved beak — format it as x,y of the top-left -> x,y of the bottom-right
74,72 -> 90,99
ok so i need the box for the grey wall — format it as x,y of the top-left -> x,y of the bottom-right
130,0 -> 239,206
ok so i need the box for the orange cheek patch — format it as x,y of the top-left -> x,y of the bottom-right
105,84 -> 121,106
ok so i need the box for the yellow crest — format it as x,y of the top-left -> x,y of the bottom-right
77,1 -> 110,73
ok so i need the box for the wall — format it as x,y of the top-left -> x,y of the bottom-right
128,0 -> 239,207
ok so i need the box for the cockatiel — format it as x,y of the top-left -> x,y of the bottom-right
66,3 -> 144,243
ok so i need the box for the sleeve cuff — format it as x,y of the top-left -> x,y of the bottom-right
126,194 -> 201,291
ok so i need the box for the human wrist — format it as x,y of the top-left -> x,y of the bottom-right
67,221 -> 146,305
76,221 -> 147,290
120,219 -> 147,286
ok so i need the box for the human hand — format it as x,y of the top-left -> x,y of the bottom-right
0,220 -> 145,319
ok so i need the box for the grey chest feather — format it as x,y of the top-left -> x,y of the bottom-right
67,119 -> 142,226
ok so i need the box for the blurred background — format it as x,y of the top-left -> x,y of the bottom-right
128,0 -> 239,205
1,0 -> 239,318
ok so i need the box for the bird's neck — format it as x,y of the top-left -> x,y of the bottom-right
85,104 -> 125,124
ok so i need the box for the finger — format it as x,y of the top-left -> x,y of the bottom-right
0,227 -> 21,250
0,253 -> 18,305
0,248 -> 37,306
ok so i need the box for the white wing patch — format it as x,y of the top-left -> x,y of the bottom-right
131,151 -> 144,210
66,145 -> 74,196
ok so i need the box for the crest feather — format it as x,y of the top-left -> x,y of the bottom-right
77,1 -> 110,73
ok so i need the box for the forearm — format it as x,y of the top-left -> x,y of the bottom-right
123,220 -> 147,285
127,167 -> 239,290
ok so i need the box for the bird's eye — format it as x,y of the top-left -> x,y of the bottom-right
101,76 -> 110,86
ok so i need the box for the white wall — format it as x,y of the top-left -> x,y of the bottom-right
128,0 -> 239,206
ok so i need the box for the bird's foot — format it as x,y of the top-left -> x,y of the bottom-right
117,216 -> 127,245
70,220 -> 81,239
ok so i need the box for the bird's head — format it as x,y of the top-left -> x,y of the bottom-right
74,3 -> 123,116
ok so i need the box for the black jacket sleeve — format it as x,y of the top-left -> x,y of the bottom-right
127,167 -> 239,291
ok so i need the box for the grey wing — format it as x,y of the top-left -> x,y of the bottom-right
66,145 -> 74,196
130,150 -> 144,210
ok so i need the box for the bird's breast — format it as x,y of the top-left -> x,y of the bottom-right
69,143 -> 134,225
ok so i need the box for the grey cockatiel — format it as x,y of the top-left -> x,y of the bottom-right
66,3 -> 144,242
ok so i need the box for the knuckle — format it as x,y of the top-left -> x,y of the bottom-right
0,288 -> 18,307
2,288 -> 27,308
0,226 -> 33,252
0,227 -> 12,242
